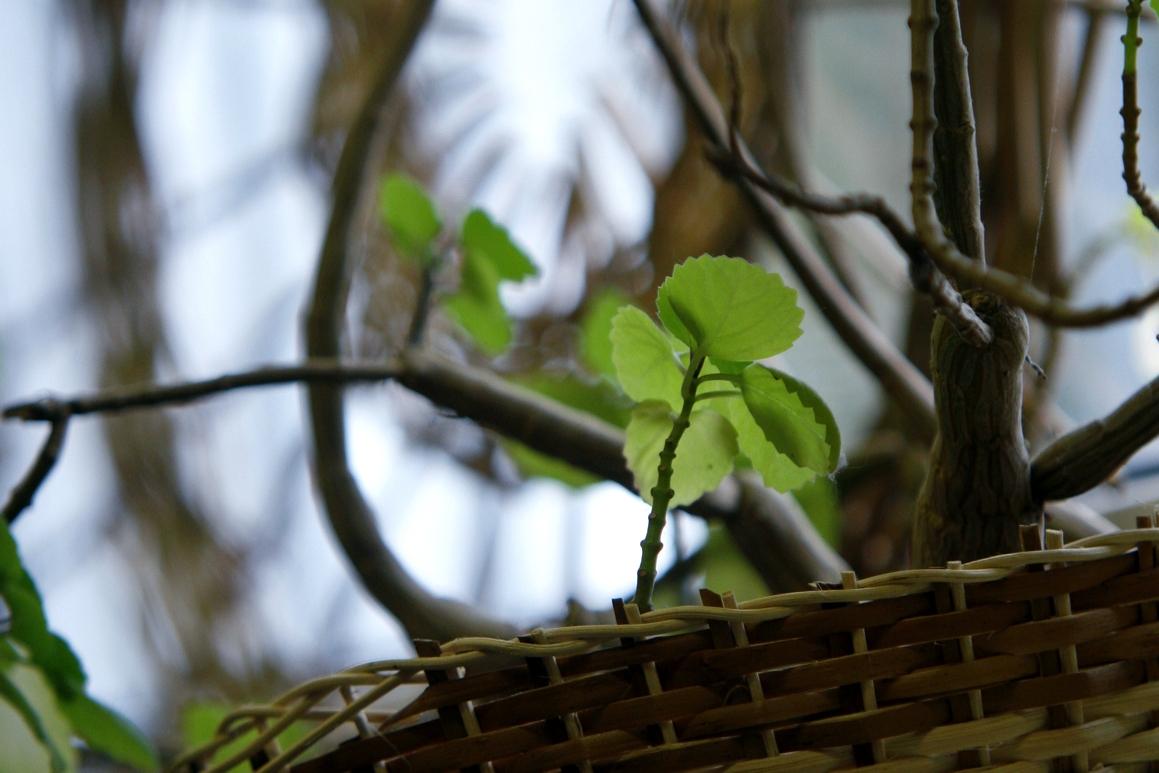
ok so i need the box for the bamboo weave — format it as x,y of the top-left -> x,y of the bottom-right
172,527 -> 1159,772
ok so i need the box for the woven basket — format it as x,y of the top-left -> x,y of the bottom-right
172,525 -> 1159,772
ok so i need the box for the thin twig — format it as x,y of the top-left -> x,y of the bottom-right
406,265 -> 436,348
632,0 -> 938,437
1066,5 -> 1107,145
1122,0 -> 1159,229
2,412 -> 70,524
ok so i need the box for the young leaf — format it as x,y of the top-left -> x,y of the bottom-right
656,255 -> 803,360
445,209 -> 537,354
762,367 -> 842,469
379,175 -> 441,265
460,210 -> 536,281
718,395 -> 815,492
737,365 -> 833,474
580,288 -> 632,379
610,306 -> 685,411
624,401 -> 737,507
62,694 -> 158,772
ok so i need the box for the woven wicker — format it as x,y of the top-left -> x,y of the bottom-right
172,525 -> 1159,772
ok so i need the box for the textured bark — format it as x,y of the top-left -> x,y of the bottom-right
911,291 -> 1039,566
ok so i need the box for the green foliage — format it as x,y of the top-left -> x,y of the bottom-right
624,402 -> 737,507
792,476 -> 842,547
610,306 -> 685,411
0,519 -> 157,772
610,255 -> 840,609
580,288 -> 632,380
377,174 -> 537,355
379,175 -> 441,266
656,255 -> 802,361
700,525 -> 770,602
181,701 -> 313,772
445,209 -> 537,354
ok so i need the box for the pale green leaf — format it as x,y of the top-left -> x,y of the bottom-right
623,402 -> 736,507
656,255 -> 803,360
738,366 -> 832,473
610,307 -> 685,411
0,662 -> 75,773
460,209 -> 537,281
378,175 -> 440,265
62,694 -> 157,772
444,250 -> 509,354
580,289 -> 632,379
719,394 -> 814,492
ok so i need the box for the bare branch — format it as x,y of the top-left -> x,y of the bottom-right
932,0 -> 986,265
1031,373 -> 1159,501
632,0 -> 937,438
1122,1 -> 1159,229
2,353 -> 850,591
1065,5 -> 1108,145
2,412 -> 69,525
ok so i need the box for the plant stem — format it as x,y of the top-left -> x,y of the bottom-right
696,372 -> 740,386
635,353 -> 705,612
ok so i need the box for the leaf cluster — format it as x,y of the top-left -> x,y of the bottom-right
611,255 -> 841,508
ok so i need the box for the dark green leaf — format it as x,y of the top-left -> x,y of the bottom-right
656,255 -> 803,360
62,694 -> 157,772
761,367 -> 842,469
701,524 -> 769,601
378,174 -> 441,265
738,366 -> 832,474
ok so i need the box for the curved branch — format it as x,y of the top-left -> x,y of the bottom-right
2,412 -> 69,524
632,0 -> 937,439
299,1 -> 516,642
1031,374 -> 1159,501
1122,1 -> 1159,229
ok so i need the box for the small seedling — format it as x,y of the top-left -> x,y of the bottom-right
609,255 -> 841,610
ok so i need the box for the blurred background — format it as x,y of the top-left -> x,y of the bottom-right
2,0 -> 1159,759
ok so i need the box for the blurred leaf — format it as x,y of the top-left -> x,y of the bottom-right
0,662 -> 75,773
701,524 -> 770,602
61,694 -> 157,772
656,255 -> 803,360
792,476 -> 841,547
1152,0 -> 1158,18
738,366 -> 832,474
181,702 -> 312,773
580,288 -> 633,380
501,374 -> 632,488
445,209 -> 537,354
610,306 -> 685,411
460,209 -> 536,281
379,174 -> 441,266
624,402 -> 736,507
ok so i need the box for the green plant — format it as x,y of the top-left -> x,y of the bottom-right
0,519 -> 157,772
610,255 -> 840,610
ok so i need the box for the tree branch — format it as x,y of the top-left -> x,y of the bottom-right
1122,0 -> 1159,230
633,0 -> 938,438
1031,373 -> 1159,502
2,412 -> 69,525
2,353 -> 850,593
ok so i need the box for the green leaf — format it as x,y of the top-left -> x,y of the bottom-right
738,366 -> 833,474
580,289 -> 633,380
1152,0 -> 1158,19
379,175 -> 441,265
624,402 -> 737,507
62,694 -> 157,772
0,522 -> 84,701
762,367 -> 841,469
701,524 -> 770,601
656,255 -> 803,360
445,209 -> 537,354
0,662 -> 75,773
792,476 -> 841,547
718,393 -> 814,492
610,306 -> 685,411
460,210 -> 536,281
